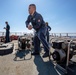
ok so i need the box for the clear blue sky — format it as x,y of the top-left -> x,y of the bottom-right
0,0 -> 76,33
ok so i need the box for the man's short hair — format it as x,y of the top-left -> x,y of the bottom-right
29,4 -> 36,9
45,22 -> 48,25
5,21 -> 8,24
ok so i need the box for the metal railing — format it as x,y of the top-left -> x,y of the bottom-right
0,32 -> 76,38
50,33 -> 76,38
0,32 -> 33,36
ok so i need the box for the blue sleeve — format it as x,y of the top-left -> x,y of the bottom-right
34,14 -> 43,29
8,25 -> 10,30
7,25 -> 10,30
48,26 -> 51,31
25,15 -> 30,28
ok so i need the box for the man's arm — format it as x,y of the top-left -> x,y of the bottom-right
26,15 -> 33,30
48,26 -> 51,31
4,25 -> 10,30
7,25 -> 10,30
25,15 -> 30,28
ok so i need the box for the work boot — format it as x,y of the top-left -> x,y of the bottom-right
43,52 -> 49,58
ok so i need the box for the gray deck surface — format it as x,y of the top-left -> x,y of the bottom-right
0,40 -> 76,75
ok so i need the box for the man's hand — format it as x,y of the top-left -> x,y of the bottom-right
28,25 -> 33,30
3,27 -> 6,29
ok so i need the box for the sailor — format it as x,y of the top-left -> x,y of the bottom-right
26,4 -> 50,58
45,22 -> 51,43
4,21 -> 10,43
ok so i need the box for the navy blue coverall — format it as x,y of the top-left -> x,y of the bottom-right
46,25 -> 51,43
26,11 -> 49,53
5,24 -> 10,43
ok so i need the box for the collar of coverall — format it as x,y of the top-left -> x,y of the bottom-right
31,11 -> 36,17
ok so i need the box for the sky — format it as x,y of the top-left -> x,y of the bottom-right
0,0 -> 76,33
